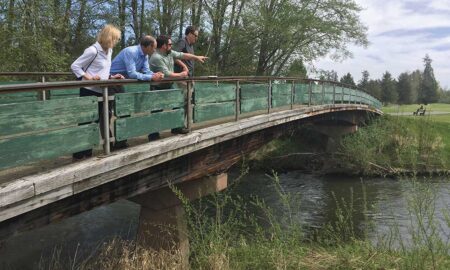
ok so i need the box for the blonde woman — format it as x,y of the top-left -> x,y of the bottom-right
71,25 -> 124,159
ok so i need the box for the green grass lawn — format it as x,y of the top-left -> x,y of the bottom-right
383,103 -> 450,114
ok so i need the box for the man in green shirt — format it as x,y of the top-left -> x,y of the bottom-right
148,35 -> 207,137
149,35 -> 207,90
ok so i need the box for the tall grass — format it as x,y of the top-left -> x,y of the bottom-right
337,115 -> 448,175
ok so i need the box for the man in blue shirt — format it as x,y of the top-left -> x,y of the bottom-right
110,35 -> 164,81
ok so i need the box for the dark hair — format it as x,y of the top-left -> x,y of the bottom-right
156,35 -> 170,49
185,26 -> 197,36
140,35 -> 156,47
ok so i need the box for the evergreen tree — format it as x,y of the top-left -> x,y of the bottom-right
340,72 -> 356,86
318,70 -> 338,81
366,79 -> 382,100
397,72 -> 413,104
410,69 -> 422,104
381,71 -> 398,104
358,70 -> 370,89
419,54 -> 439,104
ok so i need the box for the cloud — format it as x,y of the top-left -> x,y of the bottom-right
312,0 -> 450,88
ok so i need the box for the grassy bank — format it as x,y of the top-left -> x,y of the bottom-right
39,175 -> 450,269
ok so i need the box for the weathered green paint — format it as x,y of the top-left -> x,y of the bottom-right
49,89 -> 79,99
240,84 -> 269,99
123,83 -> 152,93
0,81 -> 39,104
271,84 -> 291,96
194,83 -> 235,103
194,102 -> 235,123
272,95 -> 291,107
115,90 -> 184,116
294,84 -> 309,104
0,124 -> 99,169
241,98 -> 268,113
0,97 -> 98,137
115,109 -> 184,141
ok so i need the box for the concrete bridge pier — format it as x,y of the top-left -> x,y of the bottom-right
129,173 -> 228,264
313,123 -> 359,152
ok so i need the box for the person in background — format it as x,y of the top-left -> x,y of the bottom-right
71,24 -> 124,159
174,26 -> 200,77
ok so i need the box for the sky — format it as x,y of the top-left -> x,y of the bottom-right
312,0 -> 450,88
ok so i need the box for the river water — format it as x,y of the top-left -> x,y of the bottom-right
1,170 -> 449,269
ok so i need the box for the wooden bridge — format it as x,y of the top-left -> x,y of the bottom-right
0,73 -> 382,251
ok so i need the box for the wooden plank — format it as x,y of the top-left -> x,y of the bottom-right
0,185 -> 73,222
271,84 -> 291,96
115,89 -> 183,116
0,81 -> 39,104
241,97 -> 268,113
123,83 -> 151,93
115,109 -> 184,141
0,124 -> 99,169
272,95 -> 291,107
194,102 -> 235,123
294,84 -> 309,104
0,179 -> 35,208
0,96 -> 98,137
194,83 -> 235,103
49,88 -> 79,99
240,84 -> 269,99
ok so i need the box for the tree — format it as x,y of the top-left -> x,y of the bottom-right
419,54 -> 439,104
319,70 -> 338,81
397,72 -> 413,104
358,70 -> 370,89
340,72 -> 356,86
366,79 -> 382,100
380,71 -> 398,104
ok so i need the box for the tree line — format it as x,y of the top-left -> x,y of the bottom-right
321,54 -> 443,105
0,0 -> 367,77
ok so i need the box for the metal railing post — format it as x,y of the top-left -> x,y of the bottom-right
235,80 -> 240,121
290,80 -> 295,110
308,81 -> 312,106
102,87 -> 110,155
187,80 -> 193,132
268,79 -> 272,114
341,86 -> 344,104
41,76 -> 47,101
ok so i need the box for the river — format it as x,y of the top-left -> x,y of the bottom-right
1,170 -> 449,269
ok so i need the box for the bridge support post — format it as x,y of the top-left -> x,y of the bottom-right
129,173 -> 228,265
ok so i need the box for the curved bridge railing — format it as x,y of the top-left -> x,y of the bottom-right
0,74 -> 381,171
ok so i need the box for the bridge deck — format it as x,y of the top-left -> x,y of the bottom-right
0,104 -> 380,223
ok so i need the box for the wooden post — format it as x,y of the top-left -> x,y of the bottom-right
341,86 -> 344,103
41,76 -> 47,101
322,82 -> 325,105
267,79 -> 272,114
187,80 -> 193,132
102,87 -> 110,155
308,81 -> 312,106
290,80 -> 295,110
235,80 -> 240,121
333,83 -> 336,105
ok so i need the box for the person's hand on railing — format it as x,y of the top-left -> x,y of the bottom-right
110,74 -> 125,79
151,72 -> 165,81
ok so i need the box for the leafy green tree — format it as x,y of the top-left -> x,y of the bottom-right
284,59 -> 307,78
318,70 -> 338,81
419,54 -> 439,104
340,72 -> 356,86
397,72 -> 413,104
380,71 -> 398,104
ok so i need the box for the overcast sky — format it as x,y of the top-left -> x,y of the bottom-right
312,0 -> 450,88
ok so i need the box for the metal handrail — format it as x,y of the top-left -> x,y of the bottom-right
0,75 -> 372,96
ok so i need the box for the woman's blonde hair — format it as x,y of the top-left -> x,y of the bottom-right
97,24 -> 121,49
